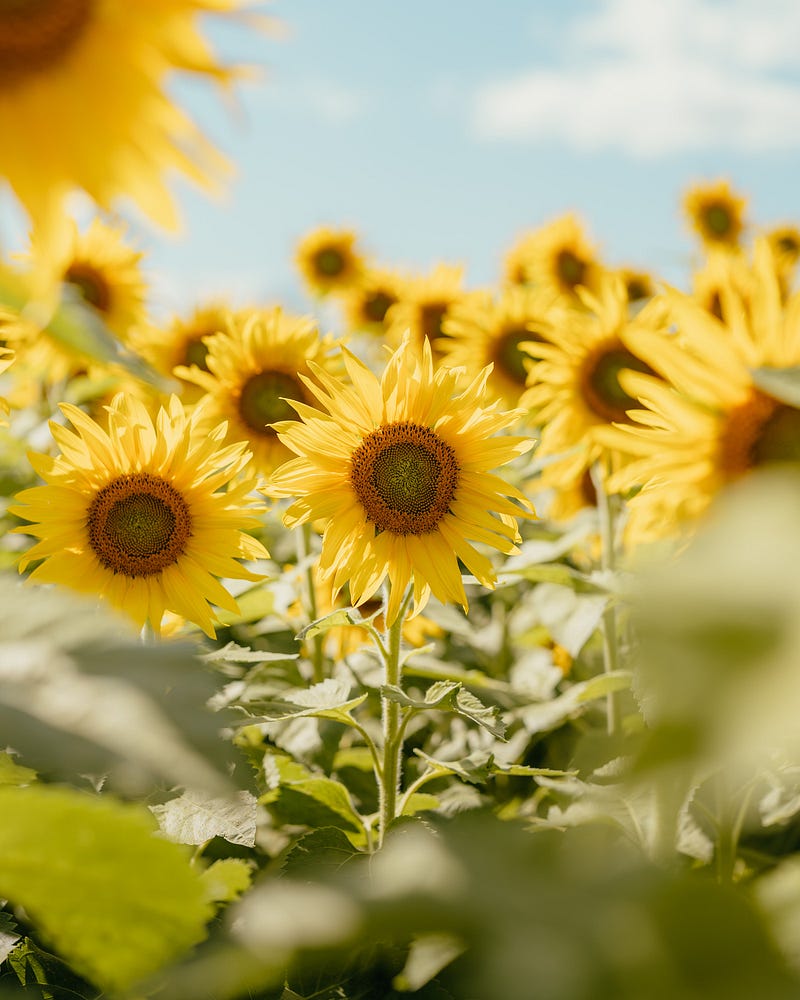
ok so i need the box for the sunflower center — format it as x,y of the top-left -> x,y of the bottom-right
350,421 -> 459,535
494,328 -> 537,385
239,370 -> 303,435
703,203 -> 732,238
421,303 -> 448,341
183,335 -> 211,371
363,290 -> 396,324
777,233 -> 800,256
556,250 -> 586,290
314,247 -> 345,278
87,472 -> 191,578
64,262 -> 111,314
720,390 -> 800,479
0,0 -> 93,87
581,343 -> 654,424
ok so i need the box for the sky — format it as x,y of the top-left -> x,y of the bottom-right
7,0 -> 800,318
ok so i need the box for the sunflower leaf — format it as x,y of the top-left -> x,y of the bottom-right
381,682 -> 506,738
246,678 -> 369,726
199,858 -> 255,905
203,640 -> 299,664
261,755 -> 366,842
150,788 -> 259,847
0,785 -> 212,994
297,606 -> 378,641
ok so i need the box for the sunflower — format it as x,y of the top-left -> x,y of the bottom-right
10,392 -> 268,636
683,179 -> 747,250
266,336 -> 535,625
176,306 -> 345,476
0,346 -> 14,424
341,267 -> 404,336
616,267 -> 657,307
601,239 -> 800,541
0,1 -> 258,252
384,263 -> 466,353
295,226 -> 364,297
521,275 -> 666,478
132,301 -> 246,400
503,214 -> 605,300
690,247 -> 751,321
438,285 -> 560,408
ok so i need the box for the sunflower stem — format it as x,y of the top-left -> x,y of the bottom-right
377,585 -> 414,847
298,523 -> 326,684
592,461 -> 621,737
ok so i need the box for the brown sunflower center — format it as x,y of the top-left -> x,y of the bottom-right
183,335 -> 211,371
64,262 -> 111,313
0,0 -> 93,87
350,421 -> 459,535
556,250 -> 586,290
314,247 -> 345,278
239,370 -> 303,435
87,472 -> 191,578
362,289 -> 396,324
720,390 -> 800,480
581,343 -> 655,424
625,277 -> 651,303
420,303 -> 448,341
703,202 -> 733,239
494,327 -> 537,385
777,233 -> 800,256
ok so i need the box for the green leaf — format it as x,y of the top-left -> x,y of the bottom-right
297,606 -> 378,641
401,793 -> 441,816
151,789 -> 259,847
247,678 -> 369,727
200,859 -> 254,905
0,912 -> 21,964
514,670 -> 632,735
214,583 -> 275,626
0,785 -> 212,994
203,641 -> 299,665
280,826 -> 364,880
7,937 -> 95,999
262,756 -> 366,842
393,934 -> 465,992
0,752 -> 36,787
381,682 -> 506,739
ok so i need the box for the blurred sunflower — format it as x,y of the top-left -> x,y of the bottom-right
602,239 -> 800,540
0,0 -> 260,251
439,285 -> 559,408
764,224 -> 800,294
267,336 -> 535,625
133,301 -> 245,399
176,306 -> 344,476
521,275 -> 665,478
385,263 -> 466,352
0,346 -> 14,424
690,248 -> 750,321
341,267 -> 404,336
683,179 -> 747,250
10,392 -> 268,637
503,215 -> 605,300
295,226 -> 364,296
616,267 -> 657,308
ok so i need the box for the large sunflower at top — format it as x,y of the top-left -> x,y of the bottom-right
0,0 -> 259,251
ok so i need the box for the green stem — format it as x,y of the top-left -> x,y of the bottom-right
377,586 -> 414,847
592,461 -> 620,737
298,523 -> 325,684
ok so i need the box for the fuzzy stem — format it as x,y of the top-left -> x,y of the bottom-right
592,461 -> 621,737
377,586 -> 414,847
298,522 -> 325,684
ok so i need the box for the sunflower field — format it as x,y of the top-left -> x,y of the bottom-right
4,4 -> 800,1000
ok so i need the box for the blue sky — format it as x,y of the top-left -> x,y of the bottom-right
8,0 -> 800,318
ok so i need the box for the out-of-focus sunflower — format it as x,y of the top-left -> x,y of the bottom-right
602,239 -> 800,541
690,248 -> 751,321
521,276 -> 666,480
0,346 -> 14,424
0,0 -> 261,252
11,392 -> 268,637
616,267 -> 657,307
132,301 -> 247,400
295,226 -> 364,297
683,179 -> 747,250
439,285 -> 559,408
176,306 -> 344,477
385,263 -> 466,352
267,335 -> 534,625
503,215 -> 605,300
764,224 -> 800,294
341,267 -> 404,336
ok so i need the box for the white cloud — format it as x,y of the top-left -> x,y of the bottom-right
472,0 -> 800,156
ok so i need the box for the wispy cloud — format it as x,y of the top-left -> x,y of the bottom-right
472,0 -> 800,156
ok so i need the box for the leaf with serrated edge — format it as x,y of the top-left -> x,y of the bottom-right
297,606 -> 377,640
203,641 -> 298,664
0,785 -> 212,994
200,859 -> 254,905
151,789 -> 258,847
